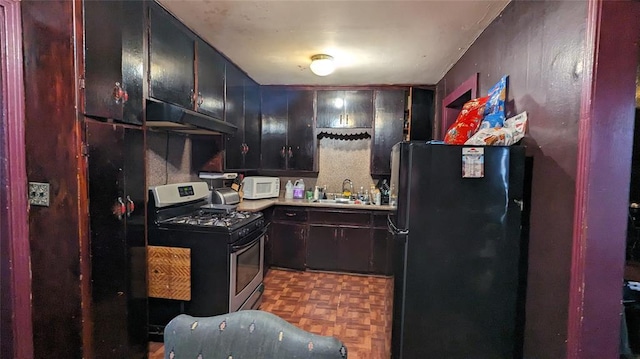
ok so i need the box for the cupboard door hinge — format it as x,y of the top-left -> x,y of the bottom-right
81,143 -> 89,157
79,77 -> 85,89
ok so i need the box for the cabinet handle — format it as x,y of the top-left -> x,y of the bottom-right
112,197 -> 125,220
280,146 -> 286,158
126,195 -> 135,217
189,89 -> 196,105
345,114 -> 349,125
197,92 -> 204,107
285,212 -> 296,217
245,144 -> 250,154
287,147 -> 293,159
113,82 -> 126,104
339,114 -> 343,125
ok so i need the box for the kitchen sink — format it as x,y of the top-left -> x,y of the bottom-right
318,198 -> 351,204
317,198 -> 358,205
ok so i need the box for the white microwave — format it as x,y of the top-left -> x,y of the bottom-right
242,176 -> 280,199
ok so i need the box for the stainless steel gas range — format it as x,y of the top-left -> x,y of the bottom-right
147,182 -> 265,339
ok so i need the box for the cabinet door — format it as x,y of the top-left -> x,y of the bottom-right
317,90 -> 373,128
196,40 -> 225,119
372,90 -> 405,176
261,87 -> 288,170
244,80 -> 261,169
121,127 -> 148,355
84,0 -> 123,121
344,90 -> 373,128
224,63 -> 245,170
306,225 -> 339,270
86,121 -> 128,357
339,227 -> 371,273
269,222 -> 306,270
120,0 -> 144,125
149,4 -> 195,109
287,89 -> 315,171
409,87 -> 435,141
371,228 -> 393,275
86,121 -> 147,358
316,90 -> 344,128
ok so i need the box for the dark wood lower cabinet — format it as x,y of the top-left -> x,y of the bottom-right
337,227 -> 371,273
306,225 -> 338,270
269,222 -> 306,271
268,206 -> 393,275
85,120 -> 147,358
371,212 -> 394,275
307,225 -> 371,273
371,228 -> 394,275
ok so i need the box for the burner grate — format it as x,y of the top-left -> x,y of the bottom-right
163,210 -> 256,228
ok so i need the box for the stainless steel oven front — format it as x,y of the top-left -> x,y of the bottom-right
229,230 -> 265,312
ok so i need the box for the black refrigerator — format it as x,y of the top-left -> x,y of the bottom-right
388,141 -> 526,359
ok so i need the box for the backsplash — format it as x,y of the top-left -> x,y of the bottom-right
147,131 -> 199,188
147,130 -> 377,195
281,137 -> 375,195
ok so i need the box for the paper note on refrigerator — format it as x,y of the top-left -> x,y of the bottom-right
462,147 -> 484,178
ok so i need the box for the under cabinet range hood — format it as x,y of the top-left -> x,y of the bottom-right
146,100 -> 237,136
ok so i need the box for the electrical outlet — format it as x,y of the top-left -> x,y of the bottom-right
29,182 -> 50,207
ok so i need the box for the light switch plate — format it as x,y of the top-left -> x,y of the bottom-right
28,182 -> 50,207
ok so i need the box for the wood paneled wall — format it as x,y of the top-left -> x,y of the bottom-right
435,1 -> 640,357
22,1 -> 86,357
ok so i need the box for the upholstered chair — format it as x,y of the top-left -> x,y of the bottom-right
163,310 -> 348,358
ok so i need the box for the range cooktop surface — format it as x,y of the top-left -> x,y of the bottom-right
162,209 -> 256,228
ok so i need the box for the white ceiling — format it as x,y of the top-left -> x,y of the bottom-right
157,0 -> 510,86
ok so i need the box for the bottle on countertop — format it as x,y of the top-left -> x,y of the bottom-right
285,180 -> 293,199
389,184 -> 397,207
374,189 -> 382,206
378,178 -> 390,205
293,179 -> 305,199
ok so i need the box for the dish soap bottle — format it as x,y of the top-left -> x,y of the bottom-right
285,180 -> 294,199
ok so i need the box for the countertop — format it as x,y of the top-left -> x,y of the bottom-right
237,197 -> 397,212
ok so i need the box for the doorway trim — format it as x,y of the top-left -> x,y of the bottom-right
440,73 -> 478,139
0,0 -> 33,358
567,0 -> 640,357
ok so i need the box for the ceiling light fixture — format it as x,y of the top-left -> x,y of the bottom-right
309,54 -> 335,76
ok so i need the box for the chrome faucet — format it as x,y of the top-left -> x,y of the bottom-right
342,179 -> 354,198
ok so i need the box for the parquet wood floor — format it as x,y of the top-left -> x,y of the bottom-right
148,268 -> 394,359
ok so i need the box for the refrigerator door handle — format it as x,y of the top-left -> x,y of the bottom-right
514,199 -> 524,211
387,213 -> 408,236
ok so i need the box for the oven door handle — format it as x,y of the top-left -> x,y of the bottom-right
231,228 -> 266,253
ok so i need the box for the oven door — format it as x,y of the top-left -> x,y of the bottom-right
229,228 -> 265,312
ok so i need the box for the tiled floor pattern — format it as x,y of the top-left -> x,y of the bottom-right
148,268 -> 394,359
260,269 -> 393,359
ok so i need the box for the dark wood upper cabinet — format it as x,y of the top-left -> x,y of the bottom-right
243,80 -> 261,169
261,87 -> 315,172
225,63 -> 245,170
261,87 -> 288,170
83,0 -> 143,125
224,62 -> 261,171
149,3 -> 195,109
317,90 -> 373,128
286,89 -> 315,171
195,40 -> 225,119
408,87 -> 435,141
371,90 -> 405,177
